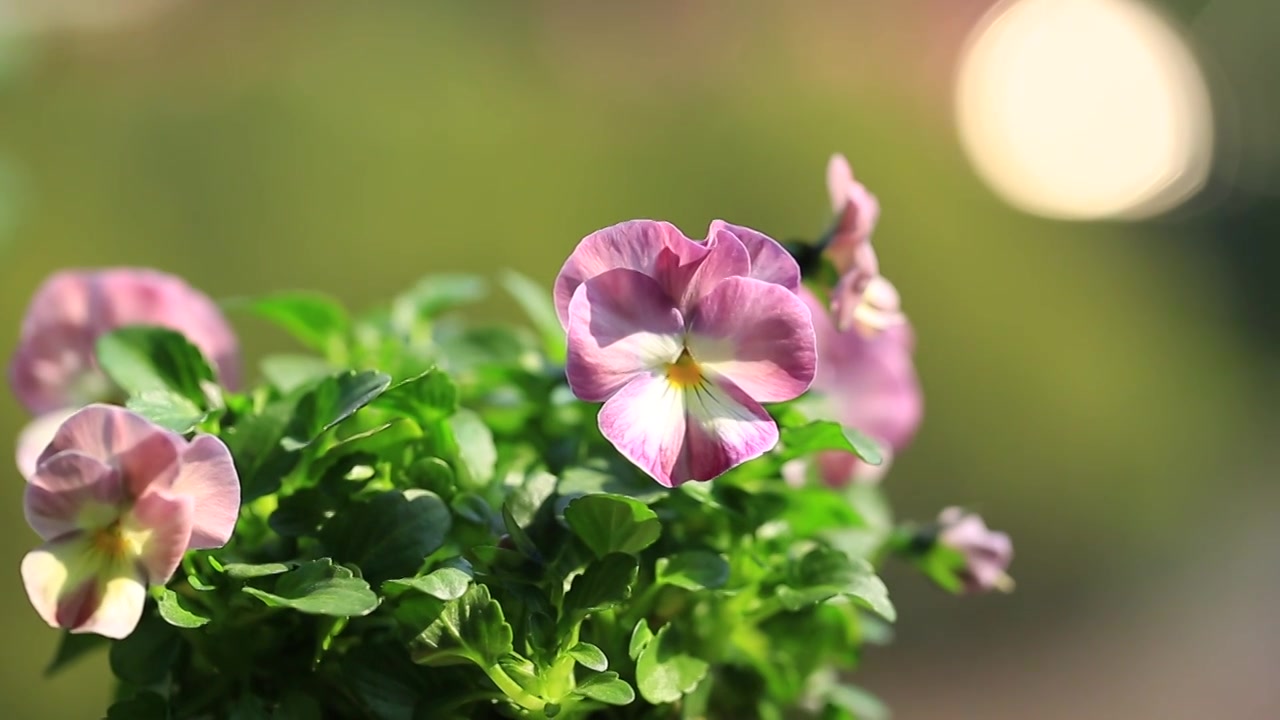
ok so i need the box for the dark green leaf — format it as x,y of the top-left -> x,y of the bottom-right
448,409 -> 496,486
377,368 -> 458,422
557,465 -> 667,505
241,558 -> 379,617
284,370 -> 392,450
321,489 -> 451,586
562,553 -> 637,620
224,562 -> 292,579
224,396 -> 301,501
564,494 -> 661,558
498,270 -> 565,363
506,469 -> 557,528
106,692 -> 168,720
574,672 -> 635,705
501,502 -> 540,560
411,584 -> 513,667
109,615 -> 179,685
655,550 -> 730,591
779,420 -> 884,465
44,631 -> 108,676
157,587 -> 210,628
96,326 -> 216,405
126,389 -> 206,433
567,643 -> 608,672
238,291 -> 350,358
635,625 -> 709,704
383,565 -> 473,602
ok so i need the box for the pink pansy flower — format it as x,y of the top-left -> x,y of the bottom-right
21,404 -> 240,638
937,507 -> 1014,594
825,154 -> 906,336
10,268 -> 240,476
555,220 -> 816,487
796,287 -> 922,486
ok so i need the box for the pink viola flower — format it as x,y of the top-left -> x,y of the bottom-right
10,268 -> 240,476
824,154 -> 905,336
797,287 -> 922,486
937,507 -> 1014,594
21,405 -> 240,638
555,220 -> 815,487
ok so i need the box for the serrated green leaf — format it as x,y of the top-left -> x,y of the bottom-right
410,584 -> 513,667
562,553 -> 637,621
238,291 -> 350,359
284,370 -> 392,450
845,560 -> 896,622
635,625 -> 709,704
567,642 -> 608,672
574,672 -> 635,705
383,565 -> 473,602
564,494 -> 661,558
241,558 -> 379,617
655,550 -> 730,591
157,587 -> 210,628
779,420 -> 884,465
321,489 -> 451,585
378,367 -> 458,422
96,326 -> 216,406
44,631 -> 108,676
126,389 -> 207,432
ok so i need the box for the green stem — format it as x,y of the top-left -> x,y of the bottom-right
484,664 -> 546,713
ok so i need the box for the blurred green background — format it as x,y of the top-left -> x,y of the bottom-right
0,1 -> 1276,718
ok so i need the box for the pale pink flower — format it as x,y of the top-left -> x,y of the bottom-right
825,154 -> 905,336
9,268 -> 240,476
937,507 -> 1014,594
799,287 -> 922,486
555,220 -> 815,487
21,405 -> 240,638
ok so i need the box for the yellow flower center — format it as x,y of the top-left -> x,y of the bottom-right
665,349 -> 704,389
89,519 -> 148,561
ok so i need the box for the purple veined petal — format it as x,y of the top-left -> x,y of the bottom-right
565,269 -> 685,402
706,220 -> 800,292
16,408 -> 79,480
127,488 -> 195,584
37,405 -> 183,497
21,535 -> 149,639
657,227 -> 751,316
26,451 -> 124,540
685,277 -> 816,403
679,375 -> 780,483
553,220 -> 704,329
171,435 -> 241,550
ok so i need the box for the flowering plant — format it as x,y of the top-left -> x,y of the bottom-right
13,156 -> 1011,719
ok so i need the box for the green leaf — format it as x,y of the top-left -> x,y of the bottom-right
411,584 -> 513,667
260,354 -> 336,393
157,587 -> 211,628
499,270 -> 566,363
448,409 -> 496,486
109,615 -> 179,685
44,631 -> 108,676
383,564 -> 473,602
827,683 -> 890,720
564,494 -> 661,558
655,550 -> 730,591
635,625 -> 709,704
96,326 -> 216,405
239,291 -> 350,359
501,502 -> 540,560
558,464 -> 667,505
392,274 -> 487,323
224,562 -> 293,579
377,368 -> 458,422
505,469 -> 557,528
785,549 -> 896,621
284,370 -> 392,450
567,642 -> 608,672
845,560 -> 896,622
241,558 -> 379,617
628,620 -> 653,661
574,672 -> 635,705
562,553 -> 638,620
779,420 -> 884,465
321,489 -> 451,586
107,692 -> 168,720
125,389 -> 206,433
224,396 -> 301,500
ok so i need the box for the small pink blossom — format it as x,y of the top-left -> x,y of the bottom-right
937,507 -> 1014,594
798,287 -> 922,486
21,405 -> 240,638
9,268 -> 240,476
824,154 -> 905,336
556,220 -> 815,487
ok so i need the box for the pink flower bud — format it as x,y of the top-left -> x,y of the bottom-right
937,507 -> 1014,594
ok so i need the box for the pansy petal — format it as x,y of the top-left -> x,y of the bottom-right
554,220 -> 703,329
680,376 -> 780,482
17,408 -> 79,480
686,277 -> 816,402
707,220 -> 800,291
565,269 -> 684,402
26,451 -> 123,540
171,435 -> 241,549
38,405 -> 182,495
660,228 -> 751,315
8,324 -> 100,414
128,489 -> 195,584
21,536 -> 148,639
826,153 -> 855,215
597,373 -> 688,487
